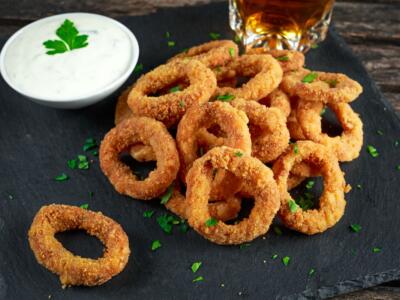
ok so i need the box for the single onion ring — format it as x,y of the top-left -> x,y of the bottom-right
259,89 -> 291,118
176,101 -> 252,182
296,101 -> 363,162
128,59 -> 217,128
168,40 -> 239,68
215,54 -> 283,101
273,141 -> 346,235
281,68 -> 363,103
230,99 -> 290,163
28,204 -> 130,287
186,146 -> 280,245
100,116 -> 179,200
246,48 -> 305,72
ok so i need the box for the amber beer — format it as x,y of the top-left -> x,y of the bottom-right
229,0 -> 335,52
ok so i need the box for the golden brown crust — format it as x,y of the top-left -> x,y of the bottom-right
273,141 -> 346,235
99,117 -> 179,200
28,204 -> 130,287
259,88 -> 291,118
128,60 -> 217,128
186,146 -> 280,245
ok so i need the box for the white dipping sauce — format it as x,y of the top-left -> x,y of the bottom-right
3,14 -> 133,100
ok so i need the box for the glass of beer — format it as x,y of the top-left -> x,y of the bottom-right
229,0 -> 335,52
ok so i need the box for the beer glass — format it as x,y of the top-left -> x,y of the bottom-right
229,0 -> 335,52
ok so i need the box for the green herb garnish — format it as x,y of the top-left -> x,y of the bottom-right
83,138 -> 97,151
239,243 -> 250,249
80,203 -> 89,209
92,150 -> 98,156
302,72 -> 318,83
55,173 -> 69,181
276,55 -> 289,62
350,224 -> 361,233
396,165 -> 400,171
372,247 -> 381,253
295,193 -> 314,210
165,31 -> 171,39
157,214 -> 180,234
293,143 -> 299,154
395,141 -> 399,147
272,254 -> 278,259
192,276 -> 204,283
288,199 -> 299,213
43,19 -> 88,55
320,106 -> 327,115
367,145 -> 378,157
167,41 -> 176,47
273,225 -> 283,236
376,130 -> 383,136
205,218 -> 218,227
191,262 -> 202,273
169,86 -> 181,93
229,47 -> 235,58
234,151 -> 243,157
180,220 -> 189,233
311,44 -> 319,49
134,63 -> 144,74
305,180 -> 315,190
356,184 -> 362,189
151,240 -> 162,251
325,79 -> 338,88
179,100 -> 185,108
67,159 -> 77,169
209,32 -> 221,40
143,210 -> 154,218
216,94 -> 235,102
77,155 -> 89,170
160,185 -> 174,204
282,256 -> 291,266
89,191 -> 94,197
234,35 -> 241,44
308,268 -> 316,276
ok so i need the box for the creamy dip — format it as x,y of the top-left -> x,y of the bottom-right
2,13 -> 134,100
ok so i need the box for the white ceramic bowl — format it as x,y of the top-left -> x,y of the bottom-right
0,13 -> 139,109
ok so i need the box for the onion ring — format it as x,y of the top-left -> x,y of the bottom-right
259,89 -> 291,118
230,99 -> 289,163
128,59 -> 216,128
246,48 -> 305,73
176,101 -> 252,182
273,141 -> 346,235
100,116 -> 179,200
287,96 -> 307,140
186,146 -> 280,245
215,54 -> 283,101
281,68 -> 363,103
296,101 -> 363,162
168,40 -> 239,68
28,204 -> 130,287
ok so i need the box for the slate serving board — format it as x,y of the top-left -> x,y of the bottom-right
1,2 -> 400,299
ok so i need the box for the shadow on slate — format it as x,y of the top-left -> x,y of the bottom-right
0,2 -> 400,299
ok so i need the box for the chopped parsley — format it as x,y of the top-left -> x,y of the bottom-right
169,86 -> 181,93
234,151 -> 243,157
133,63 -> 144,74
376,130 -> 383,136
67,159 -> 77,169
239,243 -> 251,249
293,143 -> 299,154
295,192 -> 314,210
205,217 -> 218,227
89,191 -> 94,197
80,203 -> 89,209
234,35 -> 241,44
143,210 -> 154,218
83,138 -> 97,151
216,93 -> 235,102
209,32 -> 221,40
276,55 -> 289,62
305,180 -> 315,190
311,44 -> 319,49
192,276 -> 204,283
165,31 -> 171,39
179,100 -> 185,108
356,184 -> 362,189
282,256 -> 291,266
367,145 -> 378,157
288,199 -> 299,213
157,214 -> 180,234
301,72 -> 318,84
167,41 -> 176,47
43,19 -> 88,55
92,150 -> 98,156
191,262 -> 202,273
372,247 -> 381,253
54,173 -> 69,181
273,225 -> 283,236
272,254 -> 278,259
308,268 -> 316,276
350,224 -> 362,233
325,79 -> 338,88
229,47 -> 235,58
160,185 -> 174,204
77,155 -> 89,170
151,240 -> 162,251
320,106 -> 327,115
180,220 -> 189,233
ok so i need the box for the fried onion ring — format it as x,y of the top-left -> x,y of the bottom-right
230,99 -> 289,162
28,204 -> 130,287
168,40 -> 239,68
246,48 -> 305,73
128,60 -> 216,128
176,101 -> 252,182
259,89 -> 291,118
215,54 -> 283,101
100,117 -> 179,200
287,96 -> 307,140
297,101 -> 363,162
186,146 -> 280,245
281,68 -> 363,103
273,141 -> 346,235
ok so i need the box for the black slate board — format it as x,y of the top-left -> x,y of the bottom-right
1,2 -> 400,299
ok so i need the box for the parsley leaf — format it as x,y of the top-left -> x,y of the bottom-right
209,32 -> 221,40
273,225 -> 283,236
276,55 -> 289,62
301,72 -> 318,84
311,44 -> 319,49
216,94 -> 235,102
160,185 -> 174,204
192,276 -> 204,283
305,180 -> 315,190
151,240 -> 162,251
67,159 -> 77,169
372,247 -> 381,253
133,63 -> 144,74
239,243 -> 251,249
288,199 -> 299,213
143,210 -> 154,218
272,254 -> 278,259
234,35 -> 241,44
367,145 -> 378,157
205,218 -> 218,227
293,143 -> 299,154
229,47 -> 235,58
44,19 -> 88,55
356,184 -> 362,189
167,41 -> 176,47
80,203 -> 89,209
320,106 -> 327,115
308,268 -> 316,276
179,100 -> 185,108
234,151 -> 243,157
77,155 -> 89,170
350,224 -> 362,233
83,138 -> 97,151
191,262 -> 202,273
169,86 -> 181,93
325,79 -> 338,88
157,214 -> 180,234
376,130 -> 384,136
55,173 -> 69,181
282,256 -> 291,266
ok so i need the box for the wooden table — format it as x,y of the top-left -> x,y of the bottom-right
0,0 -> 399,298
